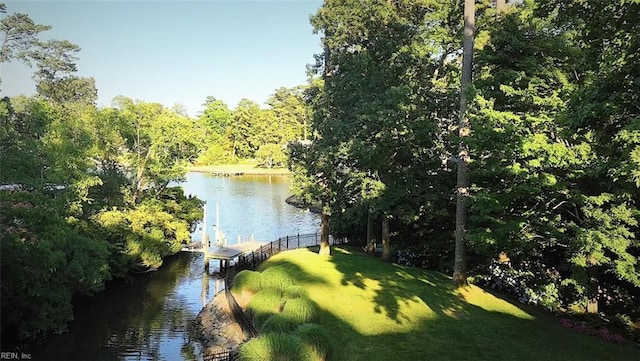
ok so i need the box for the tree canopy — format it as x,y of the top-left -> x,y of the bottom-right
292,0 -> 639,327
1,0 -> 639,343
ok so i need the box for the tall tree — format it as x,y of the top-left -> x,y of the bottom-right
114,97 -> 202,202
28,39 -> 97,104
308,0 -> 451,259
228,98 -> 261,159
453,0 -> 476,287
546,0 -> 640,311
199,96 -> 232,138
197,97 -> 233,165
0,5 -> 50,64
267,86 -> 311,143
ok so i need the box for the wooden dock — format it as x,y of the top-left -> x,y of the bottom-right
181,240 -> 266,272
181,241 -> 265,259
216,241 -> 264,260
185,202 -> 269,272
207,171 -> 244,176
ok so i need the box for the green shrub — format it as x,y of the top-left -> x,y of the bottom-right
255,143 -> 287,169
247,289 -> 285,326
232,270 -> 262,293
284,285 -> 308,299
239,333 -> 312,361
480,261 -> 561,311
260,266 -> 296,292
259,314 -> 299,334
282,298 -> 318,324
294,323 -> 333,361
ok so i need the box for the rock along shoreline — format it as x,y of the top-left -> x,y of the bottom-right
193,290 -> 246,358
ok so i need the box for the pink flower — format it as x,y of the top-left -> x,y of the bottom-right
560,319 -> 574,328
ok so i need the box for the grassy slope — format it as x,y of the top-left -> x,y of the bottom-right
258,247 -> 640,361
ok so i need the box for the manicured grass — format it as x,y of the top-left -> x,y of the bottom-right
256,247 -> 640,361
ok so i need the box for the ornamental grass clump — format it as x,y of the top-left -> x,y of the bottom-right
232,270 -> 263,294
247,289 -> 285,327
284,285 -> 308,299
239,333 -> 313,361
281,297 -> 318,324
293,323 -> 333,361
260,265 -> 296,292
259,314 -> 299,334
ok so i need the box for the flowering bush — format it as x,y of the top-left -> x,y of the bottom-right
479,260 -> 561,310
396,242 -> 453,274
559,318 -> 625,343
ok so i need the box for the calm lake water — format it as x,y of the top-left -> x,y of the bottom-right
31,173 -> 319,360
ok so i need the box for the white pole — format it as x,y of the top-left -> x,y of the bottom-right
202,202 -> 208,256
216,201 -> 220,247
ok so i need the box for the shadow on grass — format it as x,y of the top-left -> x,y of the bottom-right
262,246 -> 640,361
256,258 -> 331,288
331,247 -> 468,323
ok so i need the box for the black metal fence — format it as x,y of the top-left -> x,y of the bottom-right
203,233 -> 346,361
203,350 -> 239,361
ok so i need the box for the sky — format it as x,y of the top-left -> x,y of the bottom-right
0,0 -> 324,116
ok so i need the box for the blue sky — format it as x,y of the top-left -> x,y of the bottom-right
1,0 -> 323,116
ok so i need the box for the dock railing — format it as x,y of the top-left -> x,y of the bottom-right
232,232 -> 344,271
203,233 -> 347,361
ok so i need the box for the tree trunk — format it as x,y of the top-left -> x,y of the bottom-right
453,0 -> 475,287
367,209 -> 376,253
319,209 -> 331,256
586,266 -> 600,314
381,214 -> 391,262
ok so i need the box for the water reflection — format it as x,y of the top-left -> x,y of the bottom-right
183,173 -> 318,243
31,174 -> 318,360
34,253 -> 197,360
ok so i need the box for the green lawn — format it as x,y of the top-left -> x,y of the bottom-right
255,247 -> 639,361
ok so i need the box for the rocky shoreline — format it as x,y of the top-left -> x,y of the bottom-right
285,194 -> 322,213
193,290 -> 245,357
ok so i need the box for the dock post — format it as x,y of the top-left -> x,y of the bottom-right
203,203 -> 209,271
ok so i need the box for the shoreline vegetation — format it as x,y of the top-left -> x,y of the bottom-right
188,164 -> 291,176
